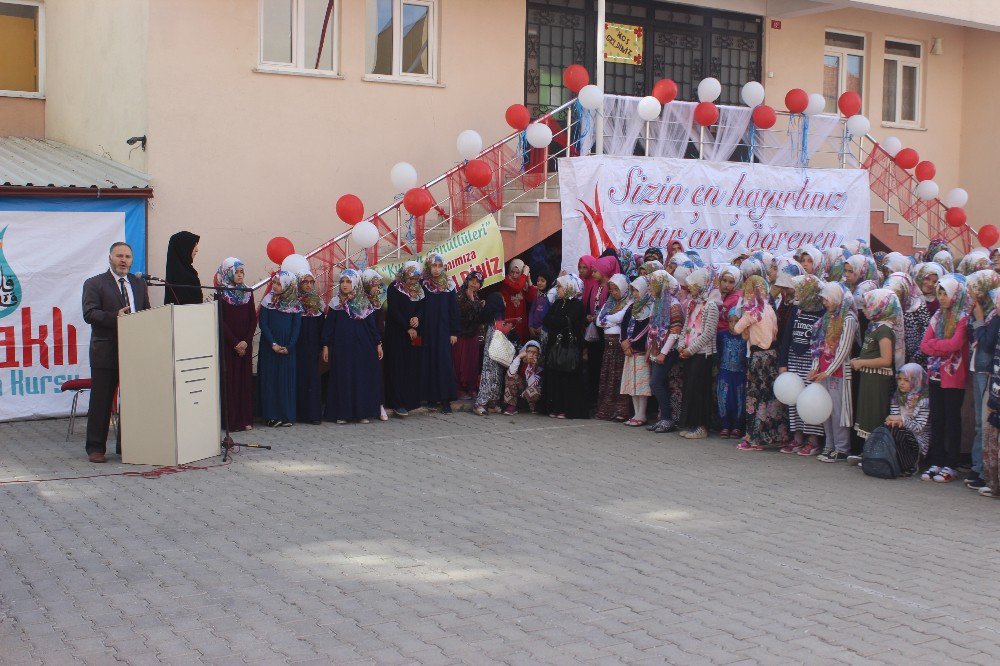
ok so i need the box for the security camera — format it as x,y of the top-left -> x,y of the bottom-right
126,135 -> 147,150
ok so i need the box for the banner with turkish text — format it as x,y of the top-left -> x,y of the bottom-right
558,156 -> 870,271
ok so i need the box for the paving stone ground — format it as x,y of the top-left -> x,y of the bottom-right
2,412 -> 1000,665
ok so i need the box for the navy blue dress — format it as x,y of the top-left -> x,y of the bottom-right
296,314 -> 325,423
258,307 -> 301,422
384,288 -> 424,411
322,309 -> 382,421
420,288 -> 460,404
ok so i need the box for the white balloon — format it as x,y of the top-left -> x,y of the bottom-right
796,382 -> 834,425
915,180 -> 939,201
740,81 -> 766,108
882,136 -> 902,157
636,95 -> 662,122
578,84 -> 604,110
846,114 -> 870,137
350,221 -> 379,250
390,162 -> 418,192
280,254 -> 310,276
774,371 -> 805,406
697,77 -> 722,103
525,122 -> 553,149
944,188 -> 969,208
456,130 -> 483,160
804,93 -> 826,116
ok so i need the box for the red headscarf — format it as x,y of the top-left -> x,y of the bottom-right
592,256 -> 621,312
578,256 -> 599,315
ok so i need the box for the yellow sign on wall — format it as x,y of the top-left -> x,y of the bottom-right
604,22 -> 643,66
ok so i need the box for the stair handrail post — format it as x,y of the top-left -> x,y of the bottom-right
595,0 -> 606,156
699,125 -> 705,160
567,103 -> 574,157
644,119 -> 651,157
839,119 -> 848,169
543,144 -> 550,199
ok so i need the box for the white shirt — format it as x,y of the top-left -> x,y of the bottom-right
598,306 -> 628,336
109,268 -> 136,312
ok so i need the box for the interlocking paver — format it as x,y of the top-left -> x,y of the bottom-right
2,414 -> 999,664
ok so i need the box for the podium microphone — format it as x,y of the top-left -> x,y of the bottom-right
133,272 -> 164,283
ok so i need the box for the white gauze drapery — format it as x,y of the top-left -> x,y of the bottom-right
754,112 -> 843,167
649,101 -> 695,158
602,96 -> 645,156
700,105 -> 753,162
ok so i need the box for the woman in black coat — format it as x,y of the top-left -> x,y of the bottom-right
164,230 -> 203,305
542,274 -> 589,419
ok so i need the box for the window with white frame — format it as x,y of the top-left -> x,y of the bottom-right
883,39 -> 922,126
823,31 -> 864,114
0,0 -> 43,97
367,0 -> 437,83
259,0 -> 339,74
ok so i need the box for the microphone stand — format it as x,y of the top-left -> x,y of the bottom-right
143,278 -> 271,461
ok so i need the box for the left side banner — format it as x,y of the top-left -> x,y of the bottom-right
0,198 -> 146,421
374,214 -> 506,289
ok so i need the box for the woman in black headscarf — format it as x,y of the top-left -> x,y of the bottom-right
164,231 -> 202,305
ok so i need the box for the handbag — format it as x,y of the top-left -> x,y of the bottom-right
487,328 -> 516,367
547,315 -> 580,373
584,321 -> 600,342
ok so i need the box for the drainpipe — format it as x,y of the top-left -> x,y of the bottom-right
595,0 -> 606,155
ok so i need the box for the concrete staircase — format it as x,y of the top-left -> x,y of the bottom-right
869,210 -> 923,255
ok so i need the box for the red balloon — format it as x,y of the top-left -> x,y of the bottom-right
652,79 -> 678,105
266,237 -> 295,265
785,88 -> 808,114
562,64 -> 589,93
751,104 -> 777,129
505,104 -> 531,131
979,224 -> 1000,248
335,194 -> 365,225
894,148 -> 920,170
694,102 -> 719,127
914,161 -> 936,182
946,207 -> 968,228
465,159 -> 493,188
403,188 -> 433,217
837,91 -> 861,117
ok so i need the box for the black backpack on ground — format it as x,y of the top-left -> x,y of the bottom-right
861,426 -> 919,479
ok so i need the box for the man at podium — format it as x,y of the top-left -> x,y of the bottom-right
81,242 -> 150,462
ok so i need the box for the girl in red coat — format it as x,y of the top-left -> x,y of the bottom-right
501,259 -> 537,344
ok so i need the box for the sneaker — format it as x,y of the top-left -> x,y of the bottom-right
720,429 -> 732,439
816,448 -> 834,461
653,420 -> 675,433
780,443 -> 802,454
921,465 -> 942,481
736,440 -> 765,451
797,443 -> 820,456
682,426 -> 708,439
967,478 -> 988,490
395,408 -> 409,417
965,470 -> 980,483
846,455 -> 863,465
819,451 -> 848,463
964,474 -> 984,488
646,421 -> 661,432
933,467 -> 957,483
979,486 -> 996,497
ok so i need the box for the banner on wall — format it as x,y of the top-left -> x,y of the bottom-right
374,214 -> 506,289
0,198 -> 146,422
558,156 -> 870,270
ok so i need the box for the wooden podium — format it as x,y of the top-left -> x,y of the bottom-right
117,302 -> 222,465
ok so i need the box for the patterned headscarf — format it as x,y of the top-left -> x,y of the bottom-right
297,270 -> 325,317
261,271 -> 303,314
461,270 -> 484,291
882,252 -> 913,276
742,275 -> 770,321
934,275 -> 969,338
853,279 -> 878,305
629,276 -> 654,319
597,274 -> 630,328
791,275 -> 824,311
330,269 -> 375,320
895,363 -> 928,419
362,268 -> 387,309
643,247 -> 665,264
842,238 -> 872,257
966,269 -> 1000,315
648,270 -> 680,346
556,274 -> 584,300
932,250 -> 955,273
423,253 -> 455,293
863,288 -> 905,368
394,260 -> 425,301
666,253 -> 685,273
873,250 -> 888,275
915,262 -> 945,284
811,281 -> 854,364
617,248 -> 638,281
797,246 -> 823,276
824,247 -> 851,282
882,272 -> 922,314
685,250 -> 706,268
215,257 -> 251,306
925,238 -> 950,262
740,257 -> 766,281
672,260 -> 697,286
845,255 -> 879,285
958,250 -> 991,276
685,268 -> 712,302
639,260 -> 664,275
774,258 -> 804,288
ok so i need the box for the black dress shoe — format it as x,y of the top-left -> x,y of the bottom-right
88,452 -> 106,463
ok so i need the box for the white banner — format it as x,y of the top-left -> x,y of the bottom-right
0,211 -> 125,421
558,156 -> 870,270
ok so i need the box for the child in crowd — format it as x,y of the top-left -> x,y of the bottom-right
504,341 -> 543,415
595,274 -> 632,421
678,268 -> 718,439
734,275 -> 784,451
716,304 -> 746,439
982,288 -> 1000,498
527,272 -> 551,346
851,289 -> 901,447
778,275 -> 826,456
474,293 -> 514,416
620,277 -> 653,427
646,271 -> 684,433
809,282 -> 859,463
885,363 -> 930,459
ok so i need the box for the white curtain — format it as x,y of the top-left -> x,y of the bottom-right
602,95 -> 644,156
802,113 -> 842,163
701,105 -> 753,162
649,101 -> 696,158
754,113 -> 846,167
576,108 -> 598,156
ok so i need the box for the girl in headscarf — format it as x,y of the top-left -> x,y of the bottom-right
717,302 -> 746,440
715,265 -> 742,333
919,275 -> 970,483
924,238 -> 950,262
677,268 -> 719,439
808,282 -> 859,462
214,258 -> 256,432
578,255 -> 598,310
454,271 -> 485,400
646,271 -> 684,433
886,363 -> 930,457
884,271 -> 930,365
882,252 -> 913,277
384,261 -> 424,417
474,292 -> 514,416
617,247 -> 638,281
968,271 -> 1000,489
587,255 -> 621,409
776,275 -> 827,455
295,270 -> 326,425
595,274 -> 632,421
672,260 -> 697,310
503,340 -> 544,415
932,249 -> 955,273
958,250 -> 991,276
666,239 -> 686,261
796,246 -> 823,277
843,254 -> 878,289
258,271 -> 302,427
739,257 -> 766,282
421,253 -> 460,413
322,269 -> 381,424
851,289 -> 902,443
872,250 -> 888,280
638,260 -> 664,276
733,275 -> 785,451
164,231 -> 202,305
502,258 -> 538,346
527,270 -> 552,346
643,247 -> 665,265
620,276 -> 654,426
772,258 -> 803,335
542,275 -> 588,419
915,262 -> 944,317
824,247 -> 851,282
362,268 -> 391,421
982,287 -> 1000,496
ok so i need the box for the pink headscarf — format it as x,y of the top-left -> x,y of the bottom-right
578,256 -> 599,315
592,255 -> 621,312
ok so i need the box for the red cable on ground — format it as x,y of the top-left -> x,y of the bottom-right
0,460 -> 232,485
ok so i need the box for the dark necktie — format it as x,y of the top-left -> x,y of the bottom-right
119,277 -> 131,310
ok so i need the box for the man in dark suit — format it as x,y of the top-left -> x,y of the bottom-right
81,242 -> 150,462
